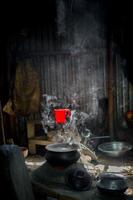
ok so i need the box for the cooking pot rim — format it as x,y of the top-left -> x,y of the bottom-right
96,181 -> 128,191
98,141 -> 132,157
45,142 -> 79,152
96,173 -> 128,192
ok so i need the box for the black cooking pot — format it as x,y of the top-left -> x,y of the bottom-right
45,143 -> 80,168
96,173 -> 128,196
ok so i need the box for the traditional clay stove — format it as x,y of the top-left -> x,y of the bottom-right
31,161 -> 92,190
31,142 -> 92,191
31,140 -> 96,200
31,163 -> 130,200
31,142 -> 133,200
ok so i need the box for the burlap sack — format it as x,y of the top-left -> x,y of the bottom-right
5,60 -> 41,116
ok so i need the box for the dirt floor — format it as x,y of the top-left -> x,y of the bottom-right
25,150 -> 133,177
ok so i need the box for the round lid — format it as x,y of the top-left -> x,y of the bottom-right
45,143 -> 79,152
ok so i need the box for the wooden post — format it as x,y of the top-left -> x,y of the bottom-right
107,38 -> 114,139
0,101 -> 6,144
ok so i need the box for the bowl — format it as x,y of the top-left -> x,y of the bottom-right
98,141 -> 132,157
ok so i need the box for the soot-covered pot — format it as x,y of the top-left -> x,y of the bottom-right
45,143 -> 80,167
96,173 -> 128,196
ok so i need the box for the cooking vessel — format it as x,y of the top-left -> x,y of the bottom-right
96,173 -> 128,196
98,141 -> 132,157
45,143 -> 80,167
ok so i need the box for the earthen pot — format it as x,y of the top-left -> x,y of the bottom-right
45,143 -> 80,168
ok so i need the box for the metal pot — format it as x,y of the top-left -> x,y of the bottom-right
45,143 -> 80,167
96,173 -> 128,196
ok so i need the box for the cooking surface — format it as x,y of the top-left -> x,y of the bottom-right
26,150 -> 133,199
32,160 -> 133,200
32,166 -> 133,200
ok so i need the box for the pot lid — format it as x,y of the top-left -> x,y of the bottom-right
96,173 -> 127,191
45,143 -> 79,152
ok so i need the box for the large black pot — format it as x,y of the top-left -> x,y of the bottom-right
96,173 -> 128,196
45,143 -> 80,168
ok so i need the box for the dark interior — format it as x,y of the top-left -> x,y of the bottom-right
0,1 -> 133,199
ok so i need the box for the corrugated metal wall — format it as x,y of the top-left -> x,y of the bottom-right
6,0 -> 133,137
115,54 -> 133,128
7,35 -> 108,132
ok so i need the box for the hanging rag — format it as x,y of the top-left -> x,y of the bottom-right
3,60 -> 40,116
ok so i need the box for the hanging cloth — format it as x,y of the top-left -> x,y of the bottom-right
11,60 -> 40,116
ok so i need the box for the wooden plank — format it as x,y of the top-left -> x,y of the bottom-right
28,136 -> 53,154
27,121 -> 35,139
28,137 -> 52,146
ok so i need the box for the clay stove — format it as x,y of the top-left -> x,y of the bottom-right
31,161 -> 132,200
31,150 -> 133,200
30,95 -> 133,199
31,140 -> 94,198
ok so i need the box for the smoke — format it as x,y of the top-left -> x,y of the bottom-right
56,0 -> 66,36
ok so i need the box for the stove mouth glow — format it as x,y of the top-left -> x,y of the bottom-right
53,108 -> 71,124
